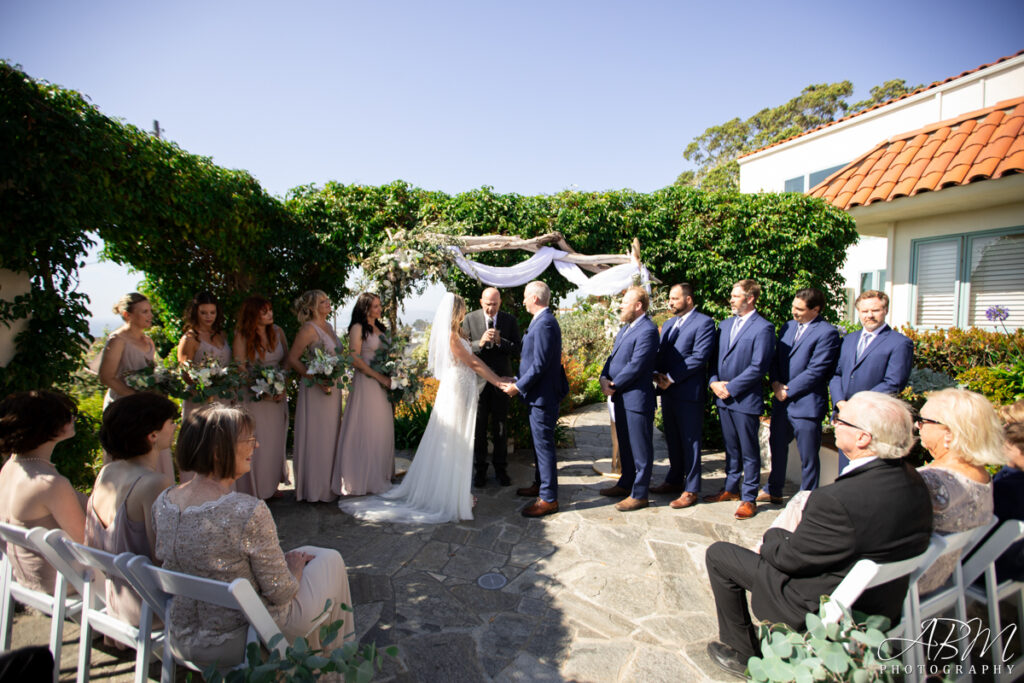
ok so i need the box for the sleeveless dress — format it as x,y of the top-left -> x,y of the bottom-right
101,334 -> 175,480
235,330 -> 291,499
339,338 -> 483,524
332,331 -> 395,496
292,323 -> 343,502
84,476 -> 153,626
1,511 -> 60,593
182,336 -> 233,421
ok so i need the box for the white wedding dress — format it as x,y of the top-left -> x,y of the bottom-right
338,336 -> 484,524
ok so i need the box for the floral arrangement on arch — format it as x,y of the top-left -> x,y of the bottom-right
359,225 -> 464,332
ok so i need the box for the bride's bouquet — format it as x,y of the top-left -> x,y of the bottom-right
180,357 -> 241,403
124,362 -> 185,398
301,345 -> 347,392
249,365 -> 289,401
371,330 -> 422,404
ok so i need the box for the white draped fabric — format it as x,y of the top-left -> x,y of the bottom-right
448,245 -> 650,297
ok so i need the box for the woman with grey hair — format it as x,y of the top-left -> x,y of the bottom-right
916,388 -> 1005,593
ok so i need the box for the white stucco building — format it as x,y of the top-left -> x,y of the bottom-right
738,51 -> 1024,329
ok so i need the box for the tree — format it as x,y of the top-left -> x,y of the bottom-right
681,78 -> 921,191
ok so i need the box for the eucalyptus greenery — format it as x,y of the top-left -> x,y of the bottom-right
748,600 -> 895,683
199,605 -> 397,683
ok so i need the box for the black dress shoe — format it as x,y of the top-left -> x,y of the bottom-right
496,470 -> 511,486
707,641 -> 749,679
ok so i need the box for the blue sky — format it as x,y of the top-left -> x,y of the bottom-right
2,0 -> 1022,330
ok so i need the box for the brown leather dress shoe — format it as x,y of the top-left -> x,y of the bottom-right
516,483 -> 540,497
669,492 -> 698,509
522,498 -> 559,517
755,491 -> 784,505
702,489 -> 741,503
599,485 -> 630,497
648,482 -> 684,495
614,497 -> 649,511
734,501 -> 757,520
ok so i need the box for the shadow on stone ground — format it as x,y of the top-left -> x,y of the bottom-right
13,402 -> 797,682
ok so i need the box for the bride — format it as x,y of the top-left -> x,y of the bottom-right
338,293 -> 510,524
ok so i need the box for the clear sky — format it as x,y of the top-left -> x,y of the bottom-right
3,0 -> 1022,331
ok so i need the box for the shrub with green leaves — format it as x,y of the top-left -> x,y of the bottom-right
748,601 -> 894,683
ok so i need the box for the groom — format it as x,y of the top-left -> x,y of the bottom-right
504,280 -> 568,518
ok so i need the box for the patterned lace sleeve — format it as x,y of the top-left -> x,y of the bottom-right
242,500 -> 298,605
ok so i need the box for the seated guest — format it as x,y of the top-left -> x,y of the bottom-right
916,389 -> 1005,593
153,404 -> 353,669
999,399 -> 1024,425
0,390 -> 86,593
704,391 -> 932,677
87,392 -> 178,625
989,420 -> 1024,581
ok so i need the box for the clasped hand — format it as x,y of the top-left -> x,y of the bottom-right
710,380 -> 730,399
498,376 -> 519,396
599,376 -> 616,397
481,329 -> 501,346
653,372 -> 671,390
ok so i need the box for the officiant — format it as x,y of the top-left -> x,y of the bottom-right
464,287 -> 522,487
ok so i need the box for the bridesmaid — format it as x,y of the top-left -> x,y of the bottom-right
97,292 -> 174,479
286,290 -> 343,503
176,291 -> 231,483
333,293 -> 394,496
176,291 -> 231,420
233,296 -> 291,499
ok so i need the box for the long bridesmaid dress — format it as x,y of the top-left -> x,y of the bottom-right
235,329 -> 290,499
100,334 -> 175,480
332,331 -> 395,496
292,323 -> 343,502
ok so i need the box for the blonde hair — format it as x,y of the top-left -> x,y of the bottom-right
451,295 -> 468,338
998,399 -> 1024,425
113,292 -> 148,317
923,388 -> 1006,467
848,391 -> 915,460
626,286 -> 650,311
294,289 -> 327,324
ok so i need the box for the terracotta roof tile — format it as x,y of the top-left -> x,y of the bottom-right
742,50 -> 1024,159
809,96 -> 1024,210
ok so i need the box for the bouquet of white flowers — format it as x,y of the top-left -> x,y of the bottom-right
124,363 -> 185,398
301,346 -> 347,392
250,365 -> 289,401
181,358 -> 240,402
371,331 -> 422,404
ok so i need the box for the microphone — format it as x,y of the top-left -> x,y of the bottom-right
485,316 -> 495,349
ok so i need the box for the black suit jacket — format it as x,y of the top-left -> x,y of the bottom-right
753,458 -> 933,625
462,309 -> 521,377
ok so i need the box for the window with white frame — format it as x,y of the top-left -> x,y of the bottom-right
911,227 -> 1024,329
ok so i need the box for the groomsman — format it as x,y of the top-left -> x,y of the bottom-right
598,286 -> 660,511
761,288 -> 840,503
706,279 -> 775,520
651,283 -> 716,509
464,287 -> 522,487
829,289 -> 913,470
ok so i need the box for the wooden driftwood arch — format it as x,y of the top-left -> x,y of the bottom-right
434,231 -> 653,477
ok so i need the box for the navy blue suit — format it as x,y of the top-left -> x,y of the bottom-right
828,324 -> 913,469
766,317 -> 840,496
601,315 -> 660,499
516,308 -> 568,503
710,312 -> 775,502
655,310 -> 716,492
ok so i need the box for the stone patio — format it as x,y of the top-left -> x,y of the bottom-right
12,402 -> 795,681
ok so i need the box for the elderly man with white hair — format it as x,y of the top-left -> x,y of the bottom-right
704,391 -> 934,678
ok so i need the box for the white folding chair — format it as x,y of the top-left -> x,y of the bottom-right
962,520 -> 1024,682
120,554 -> 288,683
42,530 -> 164,683
904,521 -> 999,676
0,522 -> 84,683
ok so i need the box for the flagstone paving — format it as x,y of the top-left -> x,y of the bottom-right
12,402 -> 793,681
